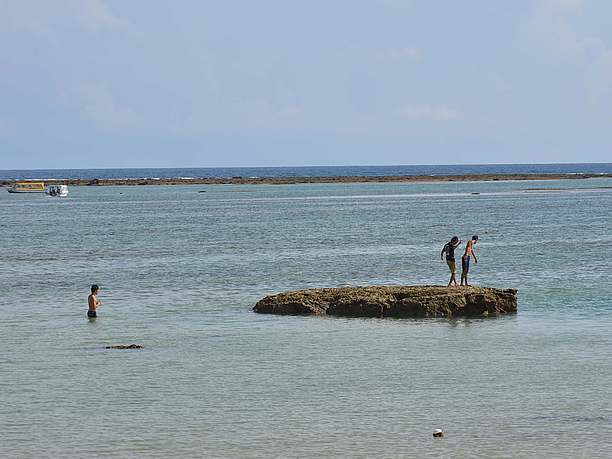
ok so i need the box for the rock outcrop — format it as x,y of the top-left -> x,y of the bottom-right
105,344 -> 144,349
253,286 -> 517,318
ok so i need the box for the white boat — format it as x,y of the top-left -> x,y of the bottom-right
45,184 -> 69,197
7,182 -> 45,193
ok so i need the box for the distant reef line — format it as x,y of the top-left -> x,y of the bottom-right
1,173 -> 611,187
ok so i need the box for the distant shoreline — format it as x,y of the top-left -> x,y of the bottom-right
2,173 -> 612,187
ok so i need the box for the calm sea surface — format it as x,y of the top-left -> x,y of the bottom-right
1,178 -> 612,458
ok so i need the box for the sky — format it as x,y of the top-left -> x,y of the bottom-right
1,0 -> 611,169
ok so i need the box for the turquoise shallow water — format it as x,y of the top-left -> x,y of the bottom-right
1,179 -> 611,458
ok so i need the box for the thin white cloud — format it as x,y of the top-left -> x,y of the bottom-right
540,0 -> 584,14
523,0 -> 586,58
523,0 -> 612,104
399,105 -> 460,121
388,47 -> 419,60
279,106 -> 303,117
0,0 -> 127,48
0,118 -> 16,137
60,86 -> 141,131
70,0 -> 127,32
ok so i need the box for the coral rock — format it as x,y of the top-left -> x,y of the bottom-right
253,286 -> 517,318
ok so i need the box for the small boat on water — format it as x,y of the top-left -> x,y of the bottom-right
7,182 -> 45,193
45,184 -> 69,197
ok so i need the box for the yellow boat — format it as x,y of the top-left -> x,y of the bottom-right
7,182 -> 45,193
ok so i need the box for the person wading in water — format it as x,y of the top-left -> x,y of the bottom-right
88,284 -> 102,318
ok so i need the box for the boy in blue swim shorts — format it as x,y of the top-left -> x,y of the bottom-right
461,235 -> 479,287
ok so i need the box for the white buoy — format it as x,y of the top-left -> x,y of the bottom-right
433,429 -> 444,437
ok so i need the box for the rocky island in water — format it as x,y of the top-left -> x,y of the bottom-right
254,286 -> 517,318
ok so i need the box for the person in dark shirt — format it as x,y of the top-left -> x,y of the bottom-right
441,236 -> 461,287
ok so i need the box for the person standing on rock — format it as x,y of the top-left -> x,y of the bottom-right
88,284 -> 102,318
461,235 -> 479,287
441,236 -> 461,287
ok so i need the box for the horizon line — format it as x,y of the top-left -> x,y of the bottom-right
2,161 -> 611,172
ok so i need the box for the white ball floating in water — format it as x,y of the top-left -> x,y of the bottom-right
433,429 -> 444,438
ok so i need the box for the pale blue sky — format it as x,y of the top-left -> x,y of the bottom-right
1,0 -> 611,168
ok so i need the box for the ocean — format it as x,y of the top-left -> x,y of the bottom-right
1,171 -> 612,457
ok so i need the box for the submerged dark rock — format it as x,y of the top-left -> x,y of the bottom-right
105,344 -> 144,349
253,286 -> 517,318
